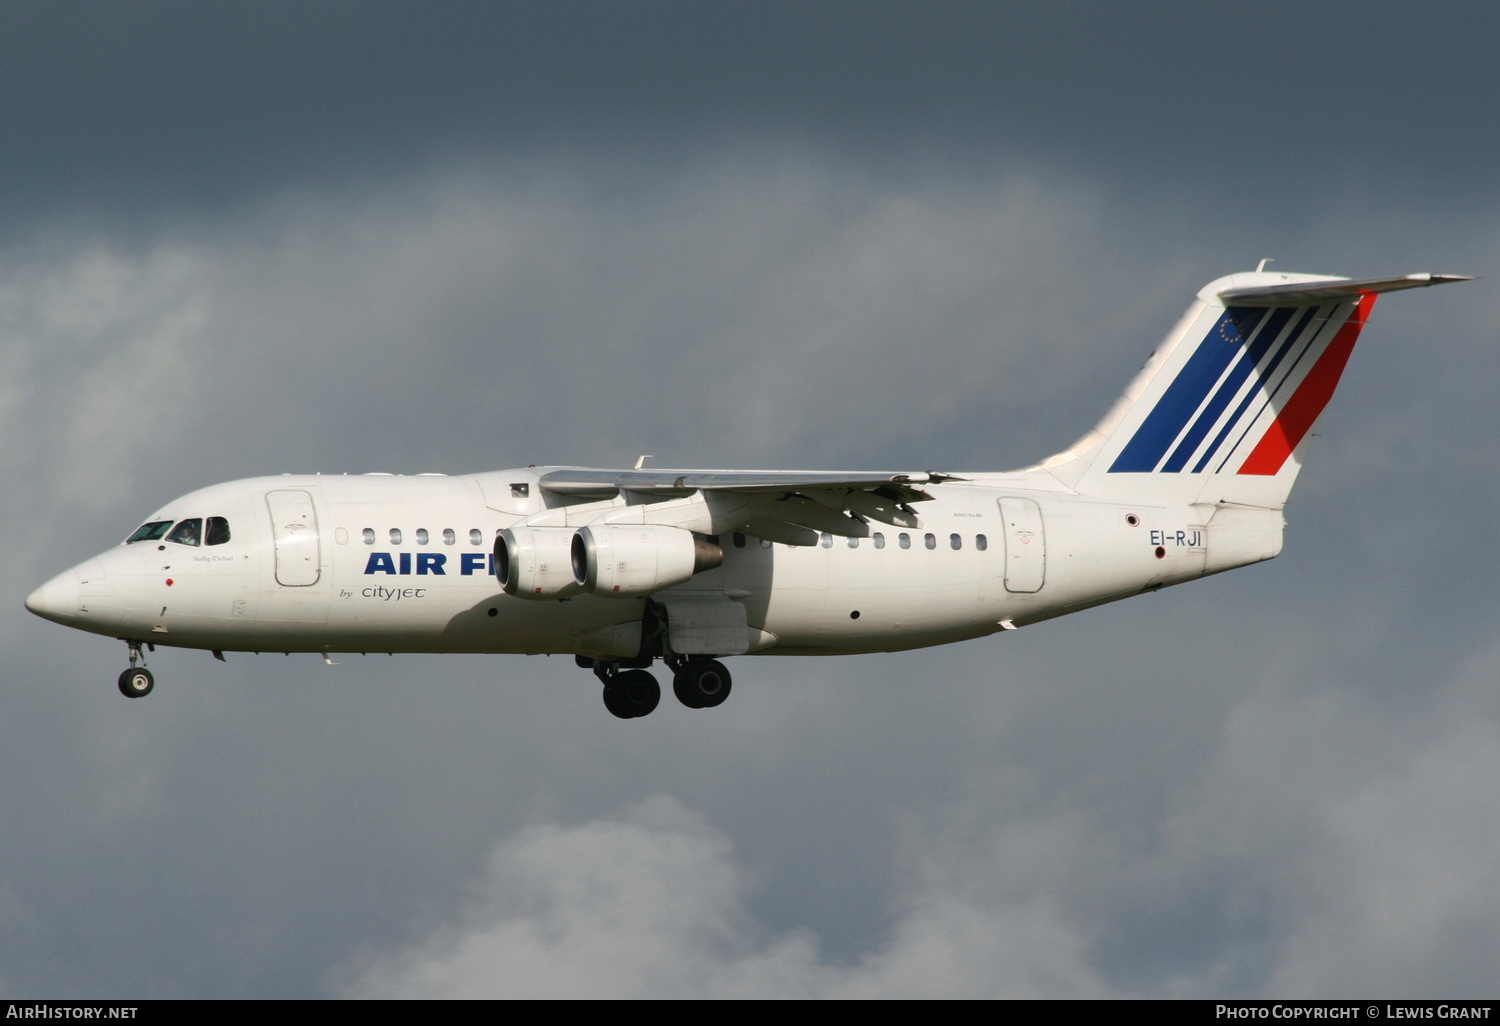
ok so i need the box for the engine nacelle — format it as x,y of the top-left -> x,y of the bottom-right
495,527 -> 582,600
572,525 -> 723,597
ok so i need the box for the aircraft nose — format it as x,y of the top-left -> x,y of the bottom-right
25,563 -> 91,625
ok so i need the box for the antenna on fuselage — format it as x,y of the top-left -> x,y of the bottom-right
634,454 -> 654,469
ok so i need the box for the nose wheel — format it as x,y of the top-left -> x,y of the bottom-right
117,641 -> 155,698
118,667 -> 155,698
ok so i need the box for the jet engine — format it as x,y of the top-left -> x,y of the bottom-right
572,525 -> 723,597
495,526 -> 582,600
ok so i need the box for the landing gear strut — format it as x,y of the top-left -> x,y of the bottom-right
118,641 -> 154,698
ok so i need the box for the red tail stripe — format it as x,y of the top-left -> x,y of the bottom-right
1237,294 -> 1377,476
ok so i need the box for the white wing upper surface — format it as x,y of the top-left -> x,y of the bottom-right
533,468 -> 952,541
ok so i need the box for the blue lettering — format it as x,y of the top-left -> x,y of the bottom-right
461,553 -> 486,576
416,552 -> 447,575
399,552 -> 411,575
364,552 -> 398,575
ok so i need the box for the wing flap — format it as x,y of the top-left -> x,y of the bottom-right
740,520 -> 820,546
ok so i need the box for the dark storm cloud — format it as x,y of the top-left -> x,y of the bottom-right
4,1 -> 1498,223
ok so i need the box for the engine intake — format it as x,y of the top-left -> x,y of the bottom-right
495,527 -> 582,600
572,525 -> 722,597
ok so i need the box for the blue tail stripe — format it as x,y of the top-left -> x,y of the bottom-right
1211,305 -> 1335,474
1192,306 -> 1319,473
1108,307 -> 1265,473
1160,306 -> 1294,472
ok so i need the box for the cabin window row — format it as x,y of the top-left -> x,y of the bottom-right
731,531 -> 988,551
361,527 -> 486,546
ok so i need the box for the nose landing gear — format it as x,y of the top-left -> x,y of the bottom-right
117,641 -> 155,698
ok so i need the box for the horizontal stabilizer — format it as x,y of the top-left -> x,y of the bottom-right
1218,273 -> 1474,306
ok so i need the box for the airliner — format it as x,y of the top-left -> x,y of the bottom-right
26,269 -> 1469,718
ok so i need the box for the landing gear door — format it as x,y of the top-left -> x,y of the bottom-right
266,489 -> 321,587
656,591 -> 751,657
998,496 -> 1046,594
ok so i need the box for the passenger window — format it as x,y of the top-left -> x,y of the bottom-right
820,533 -> 833,548
167,518 -> 203,547
950,533 -> 962,550
732,532 -> 746,548
976,534 -> 987,551
362,528 -> 375,545
205,517 -> 231,546
899,533 -> 911,549
126,521 -> 173,544
924,533 -> 936,550
847,536 -> 859,548
416,528 -> 429,545
389,528 -> 403,545
443,529 -> 456,545
469,529 -> 482,545
873,533 -> 885,549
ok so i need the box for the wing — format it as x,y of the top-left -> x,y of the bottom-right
535,467 -> 957,542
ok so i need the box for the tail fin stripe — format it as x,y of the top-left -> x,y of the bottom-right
1212,306 -> 1342,474
1192,305 -> 1321,473
1236,294 -> 1375,476
1049,270 -> 1466,507
1107,307 -> 1270,473
1161,306 -> 1297,472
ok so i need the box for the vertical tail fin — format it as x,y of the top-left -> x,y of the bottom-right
1037,271 -> 1471,508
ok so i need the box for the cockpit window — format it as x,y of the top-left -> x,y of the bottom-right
167,518 -> 203,546
206,517 -> 231,546
126,521 -> 173,544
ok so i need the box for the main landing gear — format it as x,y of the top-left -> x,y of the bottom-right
672,658 -> 732,710
580,655 -> 734,720
117,641 -> 154,698
602,668 -> 660,719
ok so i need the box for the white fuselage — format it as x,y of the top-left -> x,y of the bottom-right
29,468 -> 1277,659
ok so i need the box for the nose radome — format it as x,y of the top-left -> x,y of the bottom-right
25,566 -> 83,625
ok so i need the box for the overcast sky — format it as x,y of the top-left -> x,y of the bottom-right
4,2 -> 1498,998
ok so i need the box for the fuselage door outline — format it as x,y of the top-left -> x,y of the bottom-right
999,496 -> 1045,594
266,489 -> 322,587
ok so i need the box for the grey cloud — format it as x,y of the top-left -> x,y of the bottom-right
338,639 -> 1500,999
